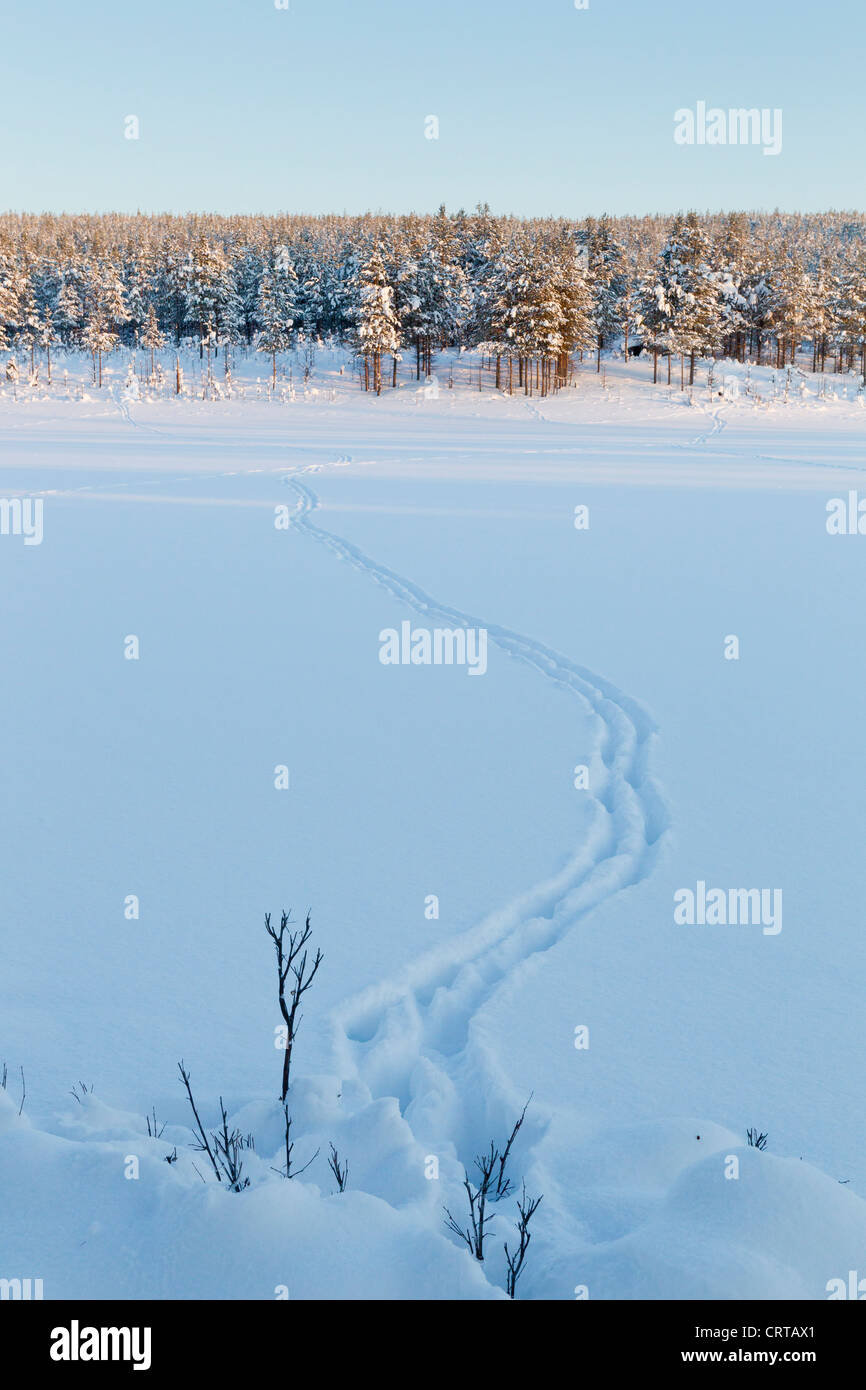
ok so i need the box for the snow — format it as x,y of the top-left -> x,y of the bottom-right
2,346 -> 866,1300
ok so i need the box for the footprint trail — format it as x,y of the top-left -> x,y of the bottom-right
288,477 -> 672,1166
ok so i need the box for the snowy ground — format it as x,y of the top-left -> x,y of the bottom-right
2,347 -> 866,1300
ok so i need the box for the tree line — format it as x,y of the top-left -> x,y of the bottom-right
1,206 -> 865,393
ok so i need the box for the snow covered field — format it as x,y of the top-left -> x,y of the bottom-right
2,347 -> 866,1300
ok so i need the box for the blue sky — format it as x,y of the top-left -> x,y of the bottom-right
1,0 -> 862,215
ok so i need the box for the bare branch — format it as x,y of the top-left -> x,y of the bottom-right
504,1182 -> 543,1298
177,1060 -> 221,1182
270,1102 -> 319,1180
494,1094 -> 531,1200
327,1142 -> 349,1193
265,910 -> 323,1101
444,1099 -> 533,1261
